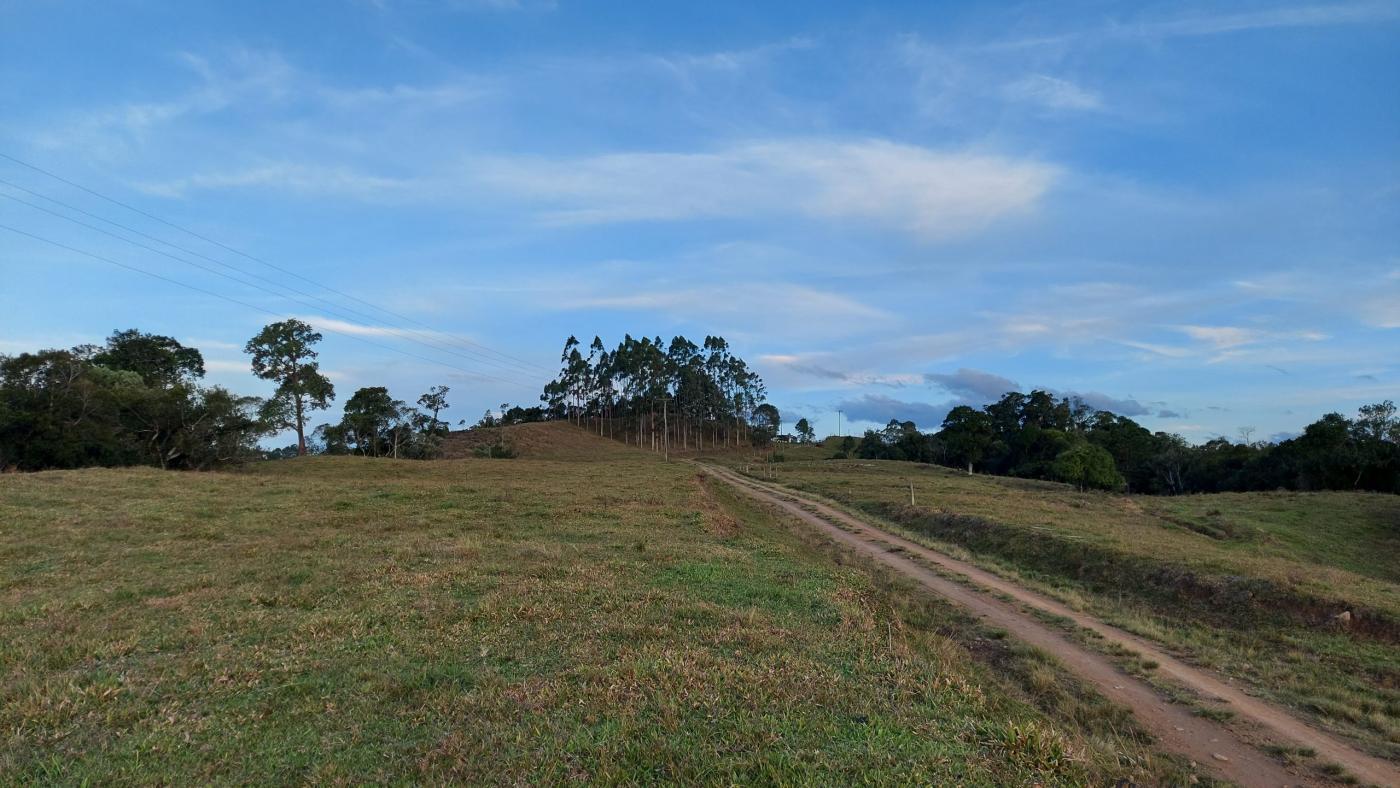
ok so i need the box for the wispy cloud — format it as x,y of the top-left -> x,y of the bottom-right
137,162 -> 417,199
985,2 -> 1400,50
560,283 -> 892,336
759,355 -> 923,388
1002,75 -> 1102,111
475,139 -> 1058,240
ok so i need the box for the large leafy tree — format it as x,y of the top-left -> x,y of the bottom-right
92,329 -> 205,387
941,406 -> 996,474
1,336 -> 266,471
1053,443 -> 1125,491
245,320 -> 334,456
752,403 -> 780,445
341,386 -> 401,456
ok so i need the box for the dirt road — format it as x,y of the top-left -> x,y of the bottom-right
699,462 -> 1399,788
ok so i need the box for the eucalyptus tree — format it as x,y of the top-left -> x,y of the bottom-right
795,417 -> 815,444
417,385 -> 450,435
537,331 -> 773,454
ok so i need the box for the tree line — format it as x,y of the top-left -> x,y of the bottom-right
534,334 -> 779,451
848,390 -> 1400,494
0,320 -> 457,471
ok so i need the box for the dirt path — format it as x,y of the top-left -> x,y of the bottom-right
699,462 -> 1399,788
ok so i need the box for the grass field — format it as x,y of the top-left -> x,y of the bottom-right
0,425 -> 1190,784
726,445 -> 1400,760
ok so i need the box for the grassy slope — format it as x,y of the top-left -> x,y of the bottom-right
0,426 -> 1182,784
733,447 -> 1400,759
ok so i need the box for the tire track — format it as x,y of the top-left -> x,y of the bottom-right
698,462 -> 1398,788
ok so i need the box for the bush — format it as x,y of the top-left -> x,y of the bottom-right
473,441 -> 516,459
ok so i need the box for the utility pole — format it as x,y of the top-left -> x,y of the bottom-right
837,409 -> 843,438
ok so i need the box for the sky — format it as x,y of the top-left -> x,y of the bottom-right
2,0 -> 1398,443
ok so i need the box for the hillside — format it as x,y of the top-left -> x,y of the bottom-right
0,441 -> 1192,784
437,421 -> 641,461
721,449 -> 1400,760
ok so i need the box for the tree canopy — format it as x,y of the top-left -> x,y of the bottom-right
536,333 -> 771,451
850,390 -> 1400,495
245,320 -> 334,456
1,332 -> 265,470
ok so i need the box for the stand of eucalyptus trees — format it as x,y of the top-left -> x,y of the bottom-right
540,334 -> 769,453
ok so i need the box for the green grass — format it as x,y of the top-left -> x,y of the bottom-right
0,433 -> 1188,784
719,449 -> 1400,759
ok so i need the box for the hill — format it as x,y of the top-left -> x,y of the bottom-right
437,421 -> 641,461
0,445 -> 1192,784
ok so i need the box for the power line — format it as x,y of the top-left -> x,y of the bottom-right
0,222 -> 538,391
0,150 -> 554,374
0,187 -> 544,385
0,175 -> 543,377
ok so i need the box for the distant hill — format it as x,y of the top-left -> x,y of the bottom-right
438,421 -> 642,461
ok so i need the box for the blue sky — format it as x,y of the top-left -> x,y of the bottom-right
2,0 -> 1397,442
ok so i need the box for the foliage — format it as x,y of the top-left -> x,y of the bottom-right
0,331 -> 267,470
794,417 -> 815,444
929,391 -> 1399,495
751,403 -> 781,446
416,385 -> 451,435
539,333 -> 771,450
1051,443 -> 1124,491
316,385 -> 450,460
245,319 -> 335,456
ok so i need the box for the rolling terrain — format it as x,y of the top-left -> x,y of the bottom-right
713,442 -> 1400,769
3,423 -> 1195,785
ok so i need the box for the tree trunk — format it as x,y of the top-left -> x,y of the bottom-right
295,395 -> 306,456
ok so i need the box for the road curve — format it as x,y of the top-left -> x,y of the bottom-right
698,461 -> 1399,788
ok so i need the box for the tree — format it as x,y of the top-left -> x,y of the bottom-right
794,417 -> 815,444
1,337 -> 267,471
341,386 -> 399,456
752,403 -> 780,446
941,406 -> 995,474
92,329 -> 205,387
1053,443 -> 1125,491
245,320 -> 334,456
1355,401 -> 1398,443
417,385 -> 450,435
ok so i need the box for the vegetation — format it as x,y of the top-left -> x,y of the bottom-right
852,390 -> 1400,494
719,448 -> 1400,758
316,385 -> 447,460
0,425 -> 1187,784
245,319 -> 336,457
1,326 -> 459,470
538,334 -> 771,452
0,329 -> 266,470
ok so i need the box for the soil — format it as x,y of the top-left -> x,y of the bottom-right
700,461 -> 1399,788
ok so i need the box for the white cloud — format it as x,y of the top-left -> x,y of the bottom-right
1002,75 -> 1102,111
984,2 -> 1400,50
650,36 -> 817,77
475,139 -> 1058,240
204,359 -> 250,374
1140,3 -> 1400,38
137,163 -> 416,200
1177,325 -> 1261,348
563,283 -> 890,325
